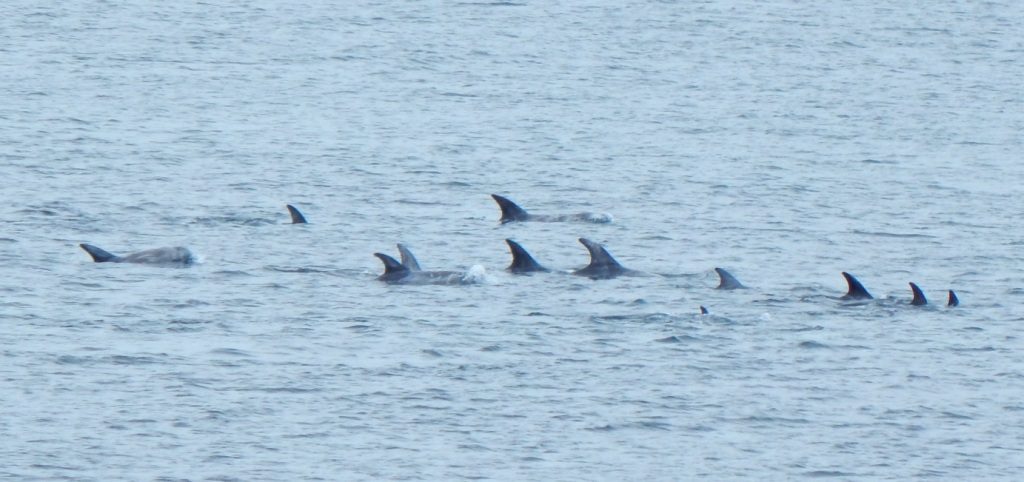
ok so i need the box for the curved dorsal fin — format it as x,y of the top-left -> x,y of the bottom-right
909,282 -> 927,305
578,238 -> 624,271
700,305 -> 709,315
374,253 -> 409,276
286,204 -> 307,224
714,267 -> 745,290
396,244 -> 421,271
505,239 -> 548,273
840,272 -> 873,300
947,290 -> 959,307
491,194 -> 529,223
80,243 -> 119,263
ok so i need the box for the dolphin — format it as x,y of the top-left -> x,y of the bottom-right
840,272 -> 872,300
373,252 -> 481,285
714,267 -> 745,290
80,243 -> 194,266
947,290 -> 959,307
505,239 -> 549,273
909,282 -> 927,306
286,204 -> 307,224
572,238 -> 643,279
396,243 -> 422,271
700,305 -> 709,315
490,194 -> 612,224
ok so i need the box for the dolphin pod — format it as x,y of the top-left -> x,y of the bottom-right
79,196 -> 962,307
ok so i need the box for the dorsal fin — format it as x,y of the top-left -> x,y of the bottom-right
374,253 -> 410,277
505,239 -> 548,273
578,238 -> 624,270
909,282 -> 927,306
491,194 -> 530,223
700,305 -> 709,315
840,272 -> 873,300
714,268 -> 745,290
80,243 -> 119,263
286,204 -> 307,224
396,244 -> 421,271
947,290 -> 959,307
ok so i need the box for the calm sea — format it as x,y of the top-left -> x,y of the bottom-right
2,0 -> 1023,480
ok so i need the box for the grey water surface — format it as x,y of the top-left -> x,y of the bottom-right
3,0 -> 1023,480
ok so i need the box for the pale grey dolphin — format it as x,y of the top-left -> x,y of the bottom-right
286,204 -> 307,224
80,243 -> 194,266
491,194 -> 612,224
572,238 -> 643,280
374,252 -> 482,285
714,268 -> 746,290
396,244 -> 422,271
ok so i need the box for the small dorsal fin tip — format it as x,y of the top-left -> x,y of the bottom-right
947,290 -> 959,307
700,305 -> 709,315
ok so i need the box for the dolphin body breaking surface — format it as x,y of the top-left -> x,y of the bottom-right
80,243 -> 194,266
572,238 -> 644,280
374,247 -> 483,285
490,194 -> 612,224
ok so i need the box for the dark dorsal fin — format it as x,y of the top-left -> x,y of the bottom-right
374,253 -> 410,276
578,238 -> 624,270
491,194 -> 530,223
505,239 -> 548,273
714,267 -> 745,290
396,244 -> 421,271
947,290 -> 959,307
841,272 -> 873,300
700,305 -> 709,315
286,204 -> 307,224
909,282 -> 927,306
80,243 -> 119,263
